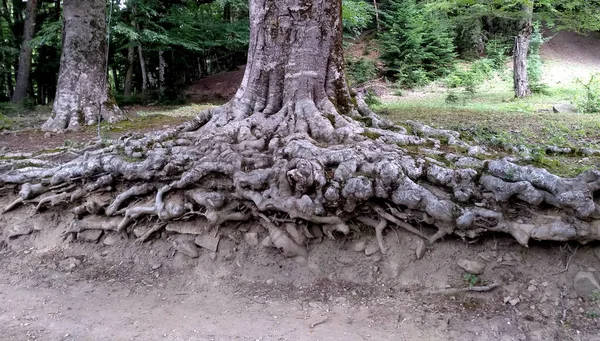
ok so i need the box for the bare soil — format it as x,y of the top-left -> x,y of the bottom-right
1,200 -> 600,340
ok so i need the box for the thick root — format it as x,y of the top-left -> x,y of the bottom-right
1,99 -> 599,260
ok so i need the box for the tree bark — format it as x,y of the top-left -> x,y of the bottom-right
158,50 -> 166,96
513,5 -> 533,98
42,0 -> 123,132
11,0 -> 38,104
123,45 -> 135,96
138,44 -> 147,93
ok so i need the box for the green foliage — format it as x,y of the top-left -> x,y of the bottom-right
364,89 -> 381,106
379,0 -> 457,88
445,58 -> 495,94
485,37 -> 510,70
346,57 -> 378,85
463,273 -> 481,287
342,0 -> 375,37
527,23 -> 548,94
574,73 -> 600,114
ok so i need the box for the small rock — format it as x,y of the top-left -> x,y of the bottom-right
261,236 -> 274,248
151,263 -> 162,270
552,103 -> 578,113
509,298 -> 520,306
175,241 -> 199,258
573,271 -> 600,299
415,239 -> 426,259
102,234 -> 120,246
58,258 -> 82,271
209,252 -> 217,260
194,235 -> 220,252
77,230 -> 103,243
594,247 -> 600,261
266,279 -> 274,285
541,282 -> 548,287
352,241 -> 366,252
457,259 -> 485,275
133,226 -> 148,239
285,223 -> 306,245
540,296 -> 548,303
528,285 -> 537,292
7,225 -> 34,239
364,242 -> 380,256
244,232 -> 259,246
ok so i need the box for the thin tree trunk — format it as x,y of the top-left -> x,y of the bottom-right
42,0 -> 123,131
11,0 -> 38,104
158,50 -> 166,96
138,44 -> 147,93
123,44 -> 135,96
513,5 -> 533,98
111,66 -> 120,94
373,0 -> 380,31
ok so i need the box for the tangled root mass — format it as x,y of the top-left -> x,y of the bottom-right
1,99 -> 600,260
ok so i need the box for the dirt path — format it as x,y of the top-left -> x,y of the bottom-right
1,210 -> 600,341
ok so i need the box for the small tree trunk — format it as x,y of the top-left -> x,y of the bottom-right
373,0 -> 380,31
111,66 -> 120,94
123,45 -> 135,96
158,50 -> 166,96
513,5 -> 533,98
11,0 -> 38,104
138,44 -> 147,93
42,0 -> 123,131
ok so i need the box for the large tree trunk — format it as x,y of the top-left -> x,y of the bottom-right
10,0 -> 38,104
513,5 -> 533,98
138,44 -> 148,93
123,45 -> 135,97
2,0 -> 600,261
42,0 -> 123,132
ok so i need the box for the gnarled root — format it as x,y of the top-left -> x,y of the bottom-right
1,99 -> 599,260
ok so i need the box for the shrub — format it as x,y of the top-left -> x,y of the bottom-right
527,23 -> 548,94
379,0 -> 456,87
346,57 -> 378,85
575,73 -> 600,113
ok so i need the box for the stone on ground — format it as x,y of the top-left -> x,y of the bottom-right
195,235 -> 220,252
552,103 -> 578,113
77,230 -> 103,243
175,240 -> 199,258
573,271 -> 600,299
244,232 -> 259,246
457,259 -> 486,275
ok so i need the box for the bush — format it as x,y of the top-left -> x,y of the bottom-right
379,0 -> 456,88
527,23 -> 548,94
444,58 -> 495,94
346,57 -> 378,85
485,37 -> 510,70
575,73 -> 600,113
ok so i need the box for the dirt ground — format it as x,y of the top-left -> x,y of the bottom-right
1,200 -> 600,341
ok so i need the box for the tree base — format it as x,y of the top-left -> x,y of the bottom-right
2,100 -> 599,261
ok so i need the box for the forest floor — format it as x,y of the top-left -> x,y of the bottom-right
1,31 -> 600,341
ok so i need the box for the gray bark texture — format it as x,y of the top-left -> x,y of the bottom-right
42,0 -> 123,132
2,0 -> 600,262
123,45 -> 135,97
11,0 -> 38,104
513,5 -> 532,98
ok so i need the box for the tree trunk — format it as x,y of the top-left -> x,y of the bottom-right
123,45 -> 135,96
513,5 -> 533,98
158,50 -> 166,96
42,0 -> 123,132
3,0 -> 600,260
11,0 -> 38,104
138,44 -> 147,93
373,0 -> 380,31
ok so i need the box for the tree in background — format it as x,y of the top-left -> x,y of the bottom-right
11,0 -> 38,104
42,0 -> 123,131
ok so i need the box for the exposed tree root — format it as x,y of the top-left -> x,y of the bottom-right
1,98 -> 599,260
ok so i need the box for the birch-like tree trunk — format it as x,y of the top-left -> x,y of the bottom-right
11,0 -> 38,104
513,4 -> 533,98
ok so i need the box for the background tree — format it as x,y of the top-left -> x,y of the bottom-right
10,0 -> 38,104
42,0 -> 123,131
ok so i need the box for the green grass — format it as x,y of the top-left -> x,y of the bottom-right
376,78 -> 600,177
